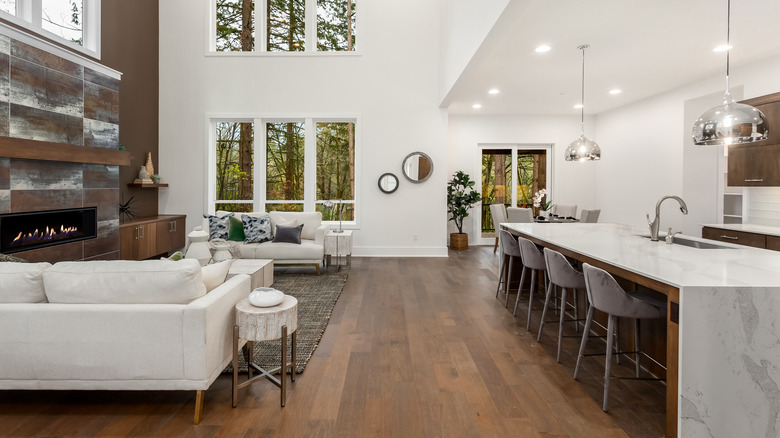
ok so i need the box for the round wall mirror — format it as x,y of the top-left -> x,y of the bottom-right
378,173 -> 399,194
402,152 -> 433,183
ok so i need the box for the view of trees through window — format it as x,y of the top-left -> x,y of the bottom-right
0,0 -> 14,15
216,122 -> 254,212
215,119 -> 356,220
42,0 -> 82,45
481,149 -> 547,233
216,0 -> 356,52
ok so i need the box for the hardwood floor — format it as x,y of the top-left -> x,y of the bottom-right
0,247 -> 666,437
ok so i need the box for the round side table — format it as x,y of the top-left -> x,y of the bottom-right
232,296 -> 298,408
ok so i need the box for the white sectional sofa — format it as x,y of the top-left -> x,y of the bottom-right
202,210 -> 328,274
0,258 -> 250,424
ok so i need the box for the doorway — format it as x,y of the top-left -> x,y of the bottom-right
480,146 -> 549,244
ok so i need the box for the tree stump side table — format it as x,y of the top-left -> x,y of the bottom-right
232,296 -> 298,408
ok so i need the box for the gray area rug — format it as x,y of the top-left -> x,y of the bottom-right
224,269 -> 348,374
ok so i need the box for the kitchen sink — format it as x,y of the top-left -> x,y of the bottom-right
637,234 -> 735,249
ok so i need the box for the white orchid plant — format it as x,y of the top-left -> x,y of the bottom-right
532,189 -> 552,211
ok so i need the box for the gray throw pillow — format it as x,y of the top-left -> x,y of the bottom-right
204,213 -> 232,240
273,224 -> 303,244
243,215 -> 273,244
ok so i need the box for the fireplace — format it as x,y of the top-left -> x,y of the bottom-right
0,207 -> 98,254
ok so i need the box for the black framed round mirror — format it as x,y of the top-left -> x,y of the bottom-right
378,173 -> 399,194
402,152 -> 433,183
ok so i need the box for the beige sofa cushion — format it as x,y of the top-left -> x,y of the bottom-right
269,211 -> 322,241
0,262 -> 51,303
242,240 -> 324,261
44,259 -> 207,304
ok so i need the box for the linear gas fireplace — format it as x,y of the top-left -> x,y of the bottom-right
0,207 -> 98,254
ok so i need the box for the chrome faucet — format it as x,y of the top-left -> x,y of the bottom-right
647,195 -> 688,241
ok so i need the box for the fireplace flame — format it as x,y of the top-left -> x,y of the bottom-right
10,225 -> 80,247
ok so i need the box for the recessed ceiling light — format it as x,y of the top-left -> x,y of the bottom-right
609,89 -> 622,95
488,88 -> 500,95
573,104 -> 584,109
472,104 -> 482,109
713,44 -> 732,52
535,45 -> 551,53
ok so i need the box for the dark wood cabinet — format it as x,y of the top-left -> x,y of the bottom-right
728,92 -> 780,186
120,215 -> 186,260
702,226 -> 767,249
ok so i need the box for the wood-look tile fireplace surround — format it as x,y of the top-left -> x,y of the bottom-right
0,34 -> 128,263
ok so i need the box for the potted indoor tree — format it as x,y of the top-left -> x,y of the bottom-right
447,170 -> 481,250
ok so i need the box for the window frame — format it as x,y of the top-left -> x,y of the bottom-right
207,114 -> 361,229
0,0 -> 100,58
207,0 -> 359,56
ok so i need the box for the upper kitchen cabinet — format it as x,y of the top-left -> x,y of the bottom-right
728,92 -> 780,186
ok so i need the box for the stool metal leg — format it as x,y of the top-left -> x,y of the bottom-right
504,258 -> 515,308
635,318 -> 641,378
536,281 -> 555,342
281,325 -> 287,407
556,287 -> 568,363
291,330 -> 297,382
495,254 -> 508,299
574,306 -> 595,380
512,266 -> 528,317
603,314 -> 617,411
526,269 -> 538,330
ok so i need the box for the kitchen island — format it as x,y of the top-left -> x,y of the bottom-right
502,222 -> 780,438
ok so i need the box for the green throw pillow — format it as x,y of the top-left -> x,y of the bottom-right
161,251 -> 183,261
227,215 -> 246,242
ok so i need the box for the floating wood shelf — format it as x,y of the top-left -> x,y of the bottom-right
127,182 -> 169,188
0,136 -> 131,166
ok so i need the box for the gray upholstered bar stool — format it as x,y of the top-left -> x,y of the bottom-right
574,263 -> 667,411
514,236 -> 547,330
537,248 -> 584,362
495,230 -> 522,308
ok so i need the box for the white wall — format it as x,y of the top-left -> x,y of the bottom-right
594,53 -> 780,236
158,0 -> 449,257
448,114 -> 598,243
439,0 -> 508,103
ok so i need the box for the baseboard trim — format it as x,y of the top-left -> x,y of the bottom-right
353,246 -> 448,258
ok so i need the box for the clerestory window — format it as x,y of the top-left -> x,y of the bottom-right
213,0 -> 356,53
0,0 -> 100,57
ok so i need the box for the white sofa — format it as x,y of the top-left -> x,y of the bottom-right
202,211 -> 328,274
0,259 -> 250,424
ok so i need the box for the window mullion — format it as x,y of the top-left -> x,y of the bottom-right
28,0 -> 40,27
259,0 -> 268,52
256,119 -> 267,212
303,118 -> 316,211
305,0 -> 316,52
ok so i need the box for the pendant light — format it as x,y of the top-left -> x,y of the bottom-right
565,44 -> 601,161
692,0 -> 768,146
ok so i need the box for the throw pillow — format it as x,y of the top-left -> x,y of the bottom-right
227,215 -> 245,241
243,214 -> 273,244
202,259 -> 233,292
161,251 -> 183,261
273,217 -> 299,237
0,253 -> 28,263
273,224 -> 303,244
204,213 -> 233,240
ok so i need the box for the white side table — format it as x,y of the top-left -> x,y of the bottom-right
232,296 -> 298,408
324,230 -> 353,267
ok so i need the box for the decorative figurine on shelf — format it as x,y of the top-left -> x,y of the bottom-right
151,174 -> 161,184
133,166 -> 153,185
144,152 -> 155,179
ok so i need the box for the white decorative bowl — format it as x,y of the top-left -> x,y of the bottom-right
248,287 -> 285,308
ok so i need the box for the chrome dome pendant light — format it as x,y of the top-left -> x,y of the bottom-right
692,0 -> 768,146
565,44 -> 601,162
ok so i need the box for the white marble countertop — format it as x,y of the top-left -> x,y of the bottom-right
701,222 -> 780,237
502,222 -> 780,288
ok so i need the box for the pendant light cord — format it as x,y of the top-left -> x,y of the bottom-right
578,44 -> 589,135
726,0 -> 730,91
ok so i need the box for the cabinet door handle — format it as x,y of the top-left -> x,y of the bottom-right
745,178 -> 764,182
720,235 -> 739,240
135,227 -> 139,240
139,226 -> 144,240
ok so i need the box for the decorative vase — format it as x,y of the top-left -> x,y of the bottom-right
185,228 -> 211,266
450,233 -> 469,250
212,242 -> 232,263
248,287 -> 285,307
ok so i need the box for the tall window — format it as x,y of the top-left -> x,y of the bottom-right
266,122 -> 305,211
213,0 -> 356,53
215,121 -> 255,212
0,0 -> 100,57
211,117 -> 359,226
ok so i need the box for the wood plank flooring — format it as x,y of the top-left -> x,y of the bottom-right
0,247 -> 666,437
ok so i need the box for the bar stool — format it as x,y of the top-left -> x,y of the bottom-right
574,263 -> 667,411
495,230 -> 522,308
514,236 -> 547,330
537,248 -> 584,362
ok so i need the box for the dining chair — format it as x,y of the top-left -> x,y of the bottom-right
507,207 -> 534,223
496,230 -> 522,308
489,204 -> 508,253
580,209 -> 601,223
574,263 -> 667,411
552,204 -> 578,219
515,236 -> 547,330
